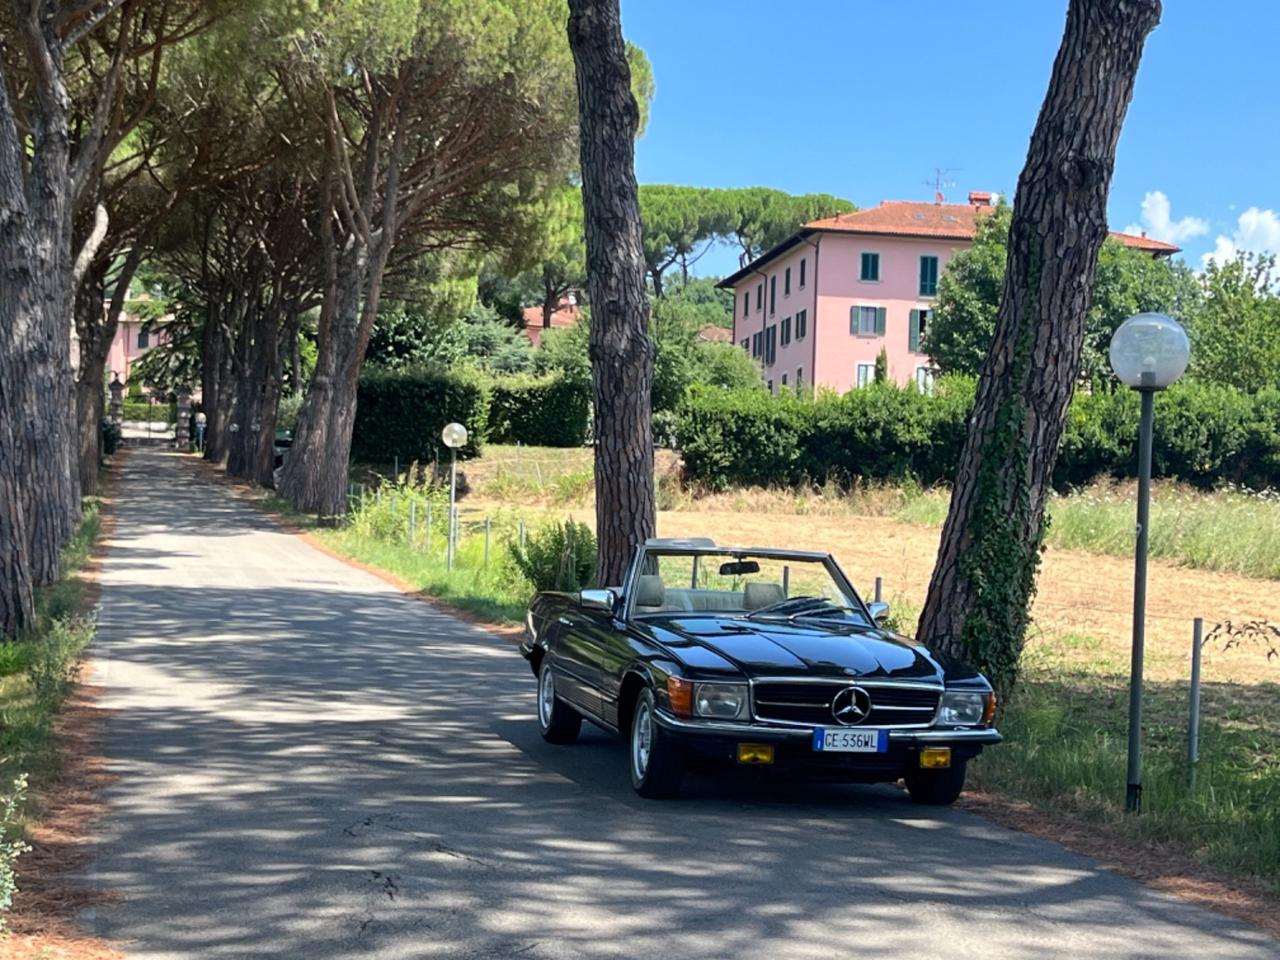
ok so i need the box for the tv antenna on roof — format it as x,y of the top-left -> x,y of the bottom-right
925,167 -> 960,203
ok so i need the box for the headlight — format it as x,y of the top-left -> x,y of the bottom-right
694,682 -> 748,719
938,691 -> 986,726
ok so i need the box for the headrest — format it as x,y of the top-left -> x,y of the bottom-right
743,582 -> 785,610
635,574 -> 665,608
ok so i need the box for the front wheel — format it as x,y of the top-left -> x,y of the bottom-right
903,759 -> 967,805
629,688 -> 684,799
537,662 -> 581,744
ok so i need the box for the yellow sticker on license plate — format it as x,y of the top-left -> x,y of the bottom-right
813,728 -> 888,752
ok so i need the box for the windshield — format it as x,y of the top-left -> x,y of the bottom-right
630,550 -> 868,624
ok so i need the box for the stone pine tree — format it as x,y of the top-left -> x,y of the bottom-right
567,0 -> 656,587
916,0 -> 1163,698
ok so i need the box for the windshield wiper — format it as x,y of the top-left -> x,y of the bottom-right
744,595 -> 828,621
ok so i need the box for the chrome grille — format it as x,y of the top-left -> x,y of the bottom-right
752,681 -> 939,728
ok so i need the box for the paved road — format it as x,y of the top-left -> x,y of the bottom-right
81,449 -> 1273,959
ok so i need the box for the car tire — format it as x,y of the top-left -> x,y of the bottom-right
629,688 -> 684,799
903,759 -> 967,805
537,661 -> 581,744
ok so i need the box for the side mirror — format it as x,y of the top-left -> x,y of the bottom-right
867,601 -> 890,624
579,588 -> 617,613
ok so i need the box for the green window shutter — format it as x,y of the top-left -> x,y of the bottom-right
874,307 -> 886,336
849,305 -> 859,334
909,309 -> 920,352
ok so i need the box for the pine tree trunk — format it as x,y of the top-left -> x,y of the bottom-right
916,0 -> 1162,699
74,263 -> 108,495
568,0 -> 656,588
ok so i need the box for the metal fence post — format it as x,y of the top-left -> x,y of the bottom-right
426,503 -> 433,553
409,500 -> 417,547
874,576 -> 883,604
519,520 -> 526,555
484,517 -> 491,567
1188,616 -> 1203,789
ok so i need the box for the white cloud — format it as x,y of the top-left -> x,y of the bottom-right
1123,190 -> 1209,243
1201,206 -> 1280,269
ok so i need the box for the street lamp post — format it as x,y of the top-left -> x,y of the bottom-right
441,422 -> 468,571
1109,312 -> 1190,813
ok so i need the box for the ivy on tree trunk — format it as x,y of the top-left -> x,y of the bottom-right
567,0 -> 657,587
916,0 -> 1162,700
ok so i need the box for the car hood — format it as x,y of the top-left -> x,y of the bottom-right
643,614 -> 948,682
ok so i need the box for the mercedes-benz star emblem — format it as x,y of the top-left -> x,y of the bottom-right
831,686 -> 873,726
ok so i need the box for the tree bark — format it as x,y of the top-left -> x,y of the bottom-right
568,0 -> 656,588
916,0 -> 1162,698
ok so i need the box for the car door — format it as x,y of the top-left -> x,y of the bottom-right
546,607 -> 604,720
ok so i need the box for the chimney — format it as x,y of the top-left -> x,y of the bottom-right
968,191 -> 993,207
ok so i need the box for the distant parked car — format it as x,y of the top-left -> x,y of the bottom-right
521,538 -> 1001,802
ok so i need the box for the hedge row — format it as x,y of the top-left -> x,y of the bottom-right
676,379 -> 1280,492
121,401 -> 176,423
488,374 -> 591,447
352,368 -> 591,464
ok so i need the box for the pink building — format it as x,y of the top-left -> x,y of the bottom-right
71,299 -> 170,388
720,194 -> 1179,393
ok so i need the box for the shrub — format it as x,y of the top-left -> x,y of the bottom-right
100,418 -> 122,455
0,774 -> 30,931
487,373 -> 590,447
121,401 -> 175,423
509,519 -> 596,592
676,376 -> 1280,492
276,392 -> 304,433
353,366 -> 489,464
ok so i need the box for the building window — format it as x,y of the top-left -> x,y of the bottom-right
742,293 -> 749,318
781,373 -> 788,387
850,305 -> 885,337
740,338 -> 749,352
768,380 -> 774,393
919,256 -> 939,296
784,267 -> 791,296
765,325 -> 777,365
137,329 -> 150,349
856,363 -> 875,389
769,275 -> 776,315
799,258 -> 806,288
909,308 -> 933,353
752,332 -> 762,358
781,316 -> 791,346
796,367 -> 803,389
796,309 -> 807,340
756,283 -> 762,311
860,252 -> 880,282
916,366 -> 936,395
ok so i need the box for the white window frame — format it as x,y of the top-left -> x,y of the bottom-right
916,366 -> 936,395
856,305 -> 878,336
856,363 -> 875,389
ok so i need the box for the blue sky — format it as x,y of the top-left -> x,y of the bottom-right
622,0 -> 1278,278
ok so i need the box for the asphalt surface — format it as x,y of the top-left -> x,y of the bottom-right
80,448 -> 1275,959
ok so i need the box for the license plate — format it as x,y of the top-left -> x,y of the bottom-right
812,728 -> 888,753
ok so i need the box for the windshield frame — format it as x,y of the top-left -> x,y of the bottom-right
621,544 -> 870,625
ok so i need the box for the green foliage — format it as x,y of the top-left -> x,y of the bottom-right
369,301 -> 535,375
509,520 -> 597,592
534,316 -> 591,386
352,367 -> 490,464
487,373 -> 590,447
651,289 -> 760,414
677,376 -> 1280,494
676,379 -> 973,491
873,348 -> 889,384
276,393 -> 304,433
122,401 -> 177,423
926,203 -> 1197,383
100,418 -> 122,455
0,775 -> 30,930
1185,253 -> 1280,392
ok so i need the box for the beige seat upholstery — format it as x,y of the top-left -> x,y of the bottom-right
743,582 -> 786,610
634,575 -> 666,611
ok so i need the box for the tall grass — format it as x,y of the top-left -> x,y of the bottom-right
972,665 -> 1280,893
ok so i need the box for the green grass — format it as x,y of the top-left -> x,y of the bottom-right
972,663 -> 1280,893
0,500 -> 102,822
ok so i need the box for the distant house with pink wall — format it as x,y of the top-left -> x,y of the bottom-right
71,297 -> 171,389
719,193 -> 1179,394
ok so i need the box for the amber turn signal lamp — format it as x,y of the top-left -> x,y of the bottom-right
736,743 -> 774,765
666,677 -> 693,718
983,693 -> 998,725
919,747 -> 952,769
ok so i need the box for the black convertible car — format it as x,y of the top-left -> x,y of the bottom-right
520,538 -> 1001,802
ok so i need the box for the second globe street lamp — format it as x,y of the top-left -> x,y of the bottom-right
1108,312 -> 1191,813
442,422 -> 468,571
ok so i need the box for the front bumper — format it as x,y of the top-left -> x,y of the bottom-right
652,711 -> 1002,745
652,711 -> 1000,780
